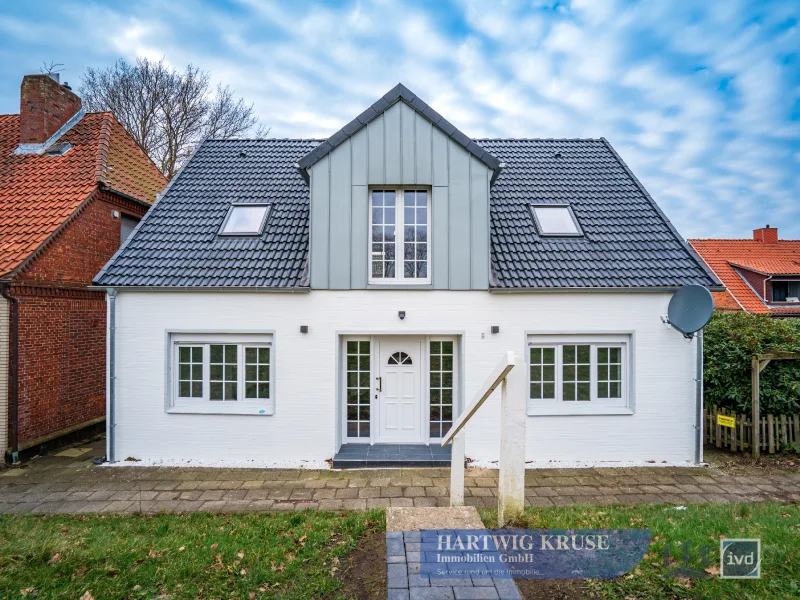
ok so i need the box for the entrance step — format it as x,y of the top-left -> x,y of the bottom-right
385,507 -> 522,600
333,443 -> 452,469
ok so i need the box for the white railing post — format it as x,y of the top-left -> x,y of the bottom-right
498,355 -> 525,526
442,352 -> 519,511
449,431 -> 465,506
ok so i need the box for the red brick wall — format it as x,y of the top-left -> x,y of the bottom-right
19,75 -> 82,144
735,267 -> 768,301
18,190 -> 147,286
14,287 -> 106,445
11,190 -> 149,446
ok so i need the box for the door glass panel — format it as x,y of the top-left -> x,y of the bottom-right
346,341 -> 371,437
429,341 -> 454,438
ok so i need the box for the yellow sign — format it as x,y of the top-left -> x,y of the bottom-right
717,415 -> 735,428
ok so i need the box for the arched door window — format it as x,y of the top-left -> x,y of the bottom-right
388,351 -> 412,365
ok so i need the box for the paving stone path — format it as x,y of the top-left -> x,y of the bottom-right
387,531 -> 521,600
1,439 -> 799,514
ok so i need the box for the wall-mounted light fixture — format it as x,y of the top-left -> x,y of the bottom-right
398,311 -> 406,320
300,325 -> 309,334
491,326 -> 500,334
111,210 -> 120,219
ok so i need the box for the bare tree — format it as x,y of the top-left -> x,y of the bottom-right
80,58 -> 266,179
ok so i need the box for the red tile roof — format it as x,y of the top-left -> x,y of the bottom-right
0,112 -> 166,277
689,237 -> 800,315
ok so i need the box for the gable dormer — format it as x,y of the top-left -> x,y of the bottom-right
300,84 -> 501,291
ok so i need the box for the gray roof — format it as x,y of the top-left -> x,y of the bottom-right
94,136 -> 719,290
95,139 -> 317,288
296,84 -> 502,173
481,138 -> 718,289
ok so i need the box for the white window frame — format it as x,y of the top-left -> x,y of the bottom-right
167,332 -> 275,415
368,188 -> 432,285
530,203 -> 583,237
526,334 -> 633,416
218,203 -> 271,236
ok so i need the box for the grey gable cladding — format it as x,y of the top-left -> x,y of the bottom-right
296,83 -> 502,174
94,137 -> 718,290
95,139 -> 318,288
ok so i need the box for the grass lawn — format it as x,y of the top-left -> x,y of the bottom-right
481,502 -> 800,600
0,510 -> 383,599
1,503 -> 798,599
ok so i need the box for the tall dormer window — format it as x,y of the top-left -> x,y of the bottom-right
370,189 -> 430,283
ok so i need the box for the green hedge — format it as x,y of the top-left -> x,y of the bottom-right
703,312 -> 800,414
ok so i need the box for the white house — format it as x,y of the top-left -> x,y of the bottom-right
94,84 -> 721,468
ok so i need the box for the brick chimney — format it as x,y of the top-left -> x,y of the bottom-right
19,73 -> 82,145
753,225 -> 778,244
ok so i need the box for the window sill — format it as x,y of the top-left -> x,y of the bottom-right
527,405 -> 633,416
167,404 -> 274,416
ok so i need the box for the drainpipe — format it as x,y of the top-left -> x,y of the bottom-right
107,288 -> 116,463
0,283 -> 19,464
695,329 -> 704,465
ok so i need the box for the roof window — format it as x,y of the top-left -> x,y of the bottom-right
531,204 -> 582,236
219,204 -> 270,236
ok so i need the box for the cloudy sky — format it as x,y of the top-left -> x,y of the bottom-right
1,0 -> 798,239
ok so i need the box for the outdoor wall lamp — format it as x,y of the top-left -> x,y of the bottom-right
398,311 -> 406,320
300,325 -> 309,334
491,326 -> 500,334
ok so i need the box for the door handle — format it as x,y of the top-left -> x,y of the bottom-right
376,377 -> 382,392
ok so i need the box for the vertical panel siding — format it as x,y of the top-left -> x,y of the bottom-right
383,103 -> 402,184
329,140 -> 352,289
400,103 -> 416,184
367,117 -> 384,184
309,155 -> 330,289
0,298 -> 8,454
351,127 -> 367,186
470,156 -> 490,289
432,186 -> 449,289
350,186 -> 369,289
448,145 -> 472,290
415,113 -> 432,185
309,100 -> 492,291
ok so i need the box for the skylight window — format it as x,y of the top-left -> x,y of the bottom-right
219,204 -> 270,236
531,205 -> 582,236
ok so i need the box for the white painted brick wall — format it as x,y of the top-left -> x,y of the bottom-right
112,290 -> 698,464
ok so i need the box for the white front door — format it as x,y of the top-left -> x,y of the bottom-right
377,338 -> 422,443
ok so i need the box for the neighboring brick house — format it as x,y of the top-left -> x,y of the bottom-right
689,226 -> 800,317
0,73 -> 167,461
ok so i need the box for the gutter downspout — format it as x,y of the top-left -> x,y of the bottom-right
0,283 -> 19,464
107,288 -> 116,463
695,329 -> 704,465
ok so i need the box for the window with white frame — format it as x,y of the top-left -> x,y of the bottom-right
170,333 -> 274,414
528,335 -> 630,413
370,189 -> 430,283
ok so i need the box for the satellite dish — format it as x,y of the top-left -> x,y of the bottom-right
667,285 -> 714,338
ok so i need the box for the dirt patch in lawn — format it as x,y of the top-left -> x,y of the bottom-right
704,445 -> 800,472
331,529 -> 386,600
515,578 -> 594,599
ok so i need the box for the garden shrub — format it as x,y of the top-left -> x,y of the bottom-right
703,312 -> 800,415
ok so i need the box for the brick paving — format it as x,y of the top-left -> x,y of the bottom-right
387,530 -> 521,600
1,439 -> 799,514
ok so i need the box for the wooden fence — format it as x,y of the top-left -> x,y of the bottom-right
705,405 -> 800,454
